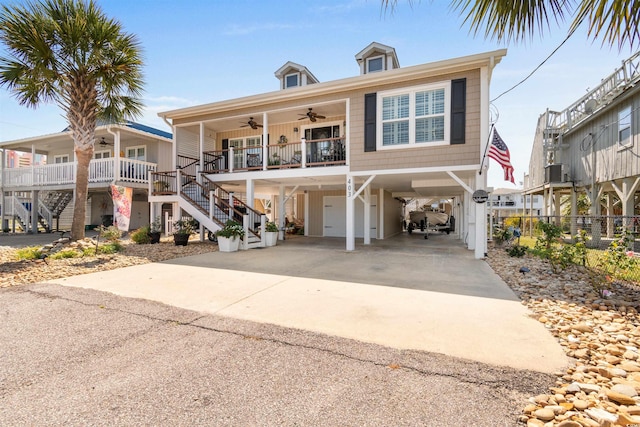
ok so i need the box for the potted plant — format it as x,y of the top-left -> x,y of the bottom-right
215,220 -> 245,252
264,221 -> 279,247
172,218 -> 196,246
148,216 -> 162,244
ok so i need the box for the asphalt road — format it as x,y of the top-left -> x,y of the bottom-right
0,282 -> 553,426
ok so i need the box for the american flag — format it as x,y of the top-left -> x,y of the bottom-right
488,128 -> 515,184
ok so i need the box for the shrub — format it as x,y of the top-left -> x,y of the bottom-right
506,245 -> 527,258
131,226 -> 152,244
97,242 -> 123,254
50,249 -> 80,259
532,222 -> 568,273
15,246 -> 42,260
97,225 -> 122,242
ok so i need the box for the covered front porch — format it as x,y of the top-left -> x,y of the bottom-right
1,157 -> 157,190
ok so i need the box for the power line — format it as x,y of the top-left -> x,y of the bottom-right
491,27 -> 578,103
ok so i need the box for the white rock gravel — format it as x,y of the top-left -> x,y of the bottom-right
0,236 -> 217,288
486,246 -> 640,426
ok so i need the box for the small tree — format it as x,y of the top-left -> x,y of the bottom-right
0,0 -> 144,241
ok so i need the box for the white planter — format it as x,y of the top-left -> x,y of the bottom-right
265,231 -> 278,247
217,236 -> 240,252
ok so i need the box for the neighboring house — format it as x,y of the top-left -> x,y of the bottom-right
153,42 -> 507,258
523,51 -> 640,239
0,122 -> 173,233
489,188 -> 543,222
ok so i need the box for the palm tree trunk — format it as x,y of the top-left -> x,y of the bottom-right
71,146 -> 93,241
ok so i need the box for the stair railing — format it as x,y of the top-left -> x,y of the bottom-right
201,175 -> 264,239
37,202 -> 53,232
11,196 -> 31,232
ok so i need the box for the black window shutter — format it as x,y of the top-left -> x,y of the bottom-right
222,138 -> 229,169
364,93 -> 377,152
450,78 -> 466,145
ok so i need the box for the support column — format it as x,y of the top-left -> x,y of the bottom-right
589,184 -> 602,243
474,174 -> 487,259
553,190 -> 561,226
363,185 -> 371,245
262,113 -> 269,171
279,185 -> 285,240
543,187 -> 549,216
570,189 -> 577,238
464,190 -> 471,248
304,191 -> 309,236
198,122 -> 205,184
346,175 -> 355,251
378,188 -> 384,239
606,193 -> 615,237
246,178 -> 254,209
31,190 -> 39,233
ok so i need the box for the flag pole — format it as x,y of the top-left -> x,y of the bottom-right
479,123 -> 495,175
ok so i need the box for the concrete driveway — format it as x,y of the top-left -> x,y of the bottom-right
48,231 -> 567,373
1,282 -> 554,426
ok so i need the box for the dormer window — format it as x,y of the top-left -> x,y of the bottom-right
285,73 -> 299,88
275,61 -> 319,90
367,56 -> 384,73
355,42 -> 399,76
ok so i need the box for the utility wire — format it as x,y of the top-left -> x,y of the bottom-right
491,27 -> 578,103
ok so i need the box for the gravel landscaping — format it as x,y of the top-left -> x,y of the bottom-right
487,246 -> 640,426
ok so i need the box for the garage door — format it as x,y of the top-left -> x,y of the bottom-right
323,195 -> 377,238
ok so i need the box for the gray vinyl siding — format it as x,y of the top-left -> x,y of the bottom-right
560,91 -> 640,186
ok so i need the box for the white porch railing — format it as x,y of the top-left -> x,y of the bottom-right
9,196 -> 31,231
1,158 -> 157,188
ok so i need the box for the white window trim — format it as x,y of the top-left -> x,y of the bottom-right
376,82 -> 451,151
366,55 -> 385,73
618,105 -> 633,150
126,145 -> 146,161
53,154 -> 70,163
285,72 -> 299,88
300,120 -> 344,140
93,149 -> 111,159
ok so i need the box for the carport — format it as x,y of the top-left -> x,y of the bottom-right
209,167 -> 488,258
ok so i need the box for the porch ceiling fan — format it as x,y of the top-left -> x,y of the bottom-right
298,108 -> 326,122
240,117 -> 263,129
98,137 -> 113,146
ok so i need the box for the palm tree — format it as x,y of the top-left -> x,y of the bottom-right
0,0 -> 144,240
383,0 -> 639,48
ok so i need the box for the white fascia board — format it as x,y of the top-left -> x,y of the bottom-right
159,49 -> 507,122
349,164 -> 480,177
0,131 -> 71,148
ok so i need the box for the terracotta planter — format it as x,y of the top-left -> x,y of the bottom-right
217,236 -> 240,252
265,231 -> 278,247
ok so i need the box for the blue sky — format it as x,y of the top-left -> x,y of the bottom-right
0,0 -> 635,188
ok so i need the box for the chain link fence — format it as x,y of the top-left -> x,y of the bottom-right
492,215 -> 640,284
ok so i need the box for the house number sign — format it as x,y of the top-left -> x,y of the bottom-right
472,189 -> 489,204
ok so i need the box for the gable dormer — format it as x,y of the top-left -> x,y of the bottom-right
355,42 -> 400,75
274,61 -> 319,90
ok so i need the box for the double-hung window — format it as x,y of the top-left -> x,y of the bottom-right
618,106 -> 632,147
378,82 -> 449,149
